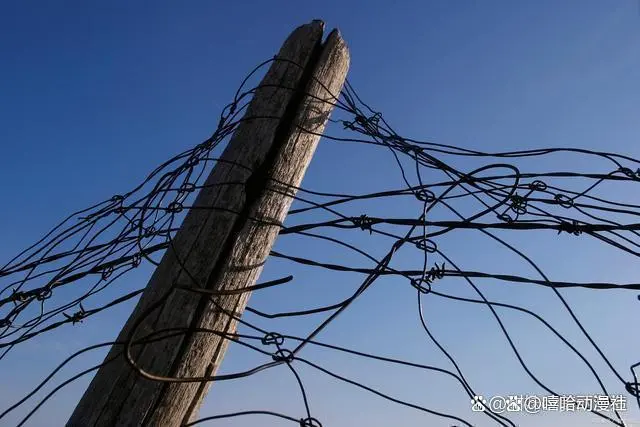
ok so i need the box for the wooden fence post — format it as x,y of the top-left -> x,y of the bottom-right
67,20 -> 349,426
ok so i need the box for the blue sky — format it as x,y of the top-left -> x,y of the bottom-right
1,1 -> 640,426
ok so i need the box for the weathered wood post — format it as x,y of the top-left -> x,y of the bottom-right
67,20 -> 349,426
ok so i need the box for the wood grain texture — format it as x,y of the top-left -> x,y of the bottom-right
67,20 -> 349,427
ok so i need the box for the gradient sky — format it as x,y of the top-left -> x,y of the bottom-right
1,1 -> 640,426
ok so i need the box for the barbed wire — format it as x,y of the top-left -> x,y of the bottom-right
1,55 -> 639,426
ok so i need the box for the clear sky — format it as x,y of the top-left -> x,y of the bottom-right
1,1 -> 640,426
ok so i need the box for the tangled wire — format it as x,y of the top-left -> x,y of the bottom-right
1,56 -> 639,427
